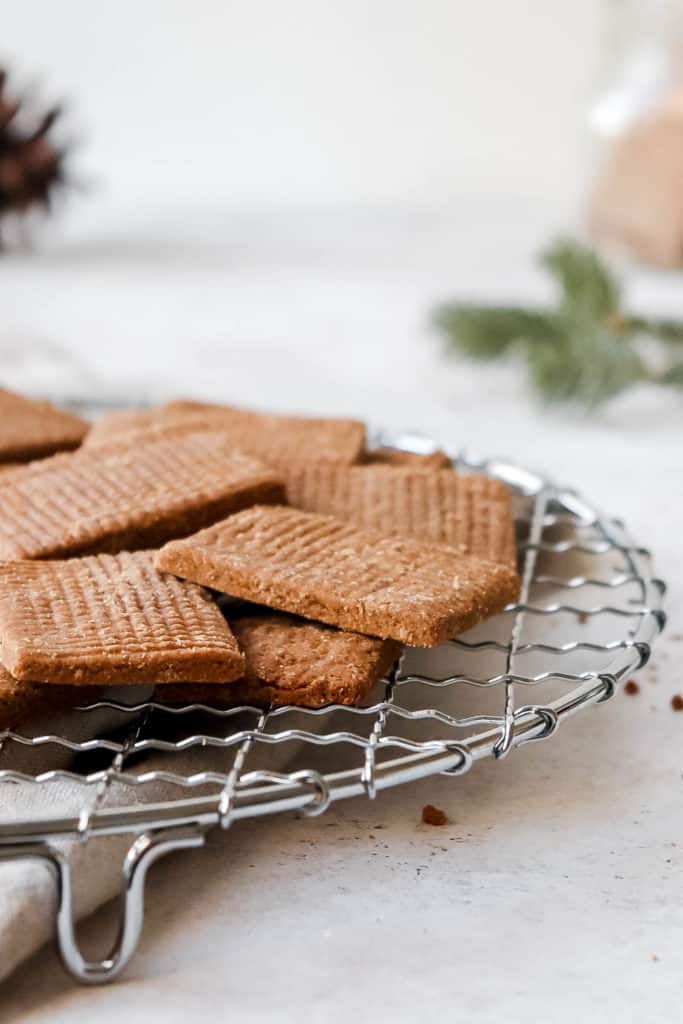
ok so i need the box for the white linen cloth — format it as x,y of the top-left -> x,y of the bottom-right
0,776 -> 178,982
0,696 -> 224,982
0,689 -> 306,983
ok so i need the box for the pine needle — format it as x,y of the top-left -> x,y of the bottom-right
434,237 -> 683,406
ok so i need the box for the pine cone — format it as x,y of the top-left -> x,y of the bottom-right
0,69 -> 66,238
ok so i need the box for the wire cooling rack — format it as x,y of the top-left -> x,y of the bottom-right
0,428 -> 666,984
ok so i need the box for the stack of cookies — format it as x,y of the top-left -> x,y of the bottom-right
0,388 -> 520,730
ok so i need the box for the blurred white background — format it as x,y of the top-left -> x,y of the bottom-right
4,0 -> 601,209
0,0 -> 680,418
1,0 -> 627,414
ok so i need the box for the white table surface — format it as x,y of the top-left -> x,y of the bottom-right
1,201 -> 682,1022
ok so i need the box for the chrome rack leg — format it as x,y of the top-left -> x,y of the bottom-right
0,825 -> 206,984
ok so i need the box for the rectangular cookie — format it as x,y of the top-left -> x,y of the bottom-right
284,464 -> 517,567
362,447 -> 451,471
155,505 -> 520,647
158,611 -> 401,708
0,430 -> 284,560
0,387 -> 88,462
84,400 -> 366,468
0,550 -> 245,685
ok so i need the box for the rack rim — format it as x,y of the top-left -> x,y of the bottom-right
0,443 -> 664,845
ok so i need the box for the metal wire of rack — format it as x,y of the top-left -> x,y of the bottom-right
0,428 -> 666,984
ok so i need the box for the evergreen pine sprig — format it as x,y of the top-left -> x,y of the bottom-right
434,238 -> 683,406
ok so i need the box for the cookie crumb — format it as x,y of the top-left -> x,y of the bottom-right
624,680 -> 639,696
422,804 -> 448,826
671,694 -> 683,712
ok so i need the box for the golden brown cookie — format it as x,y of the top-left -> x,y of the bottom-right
155,505 -> 520,647
84,400 -> 366,468
0,431 -> 284,560
284,464 -> 516,567
0,550 -> 245,685
0,388 -> 88,462
158,611 -> 401,707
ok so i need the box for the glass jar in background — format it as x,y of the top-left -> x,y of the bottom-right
587,0 -> 683,267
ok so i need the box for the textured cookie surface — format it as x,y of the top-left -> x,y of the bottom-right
0,431 -> 284,560
0,388 -> 88,462
285,464 -> 516,567
156,505 -> 520,647
363,447 -> 451,471
85,400 -> 366,468
0,550 -> 244,685
158,611 -> 401,707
